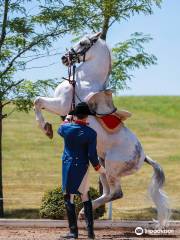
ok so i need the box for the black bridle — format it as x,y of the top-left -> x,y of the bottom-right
65,37 -> 98,64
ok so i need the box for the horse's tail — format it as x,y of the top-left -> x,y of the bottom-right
144,156 -> 170,226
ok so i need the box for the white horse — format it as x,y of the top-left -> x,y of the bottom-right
34,32 -> 170,226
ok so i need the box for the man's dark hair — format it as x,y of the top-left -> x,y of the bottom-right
60,116 -> 66,121
76,113 -> 88,119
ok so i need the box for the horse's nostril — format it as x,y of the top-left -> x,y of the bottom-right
61,56 -> 66,60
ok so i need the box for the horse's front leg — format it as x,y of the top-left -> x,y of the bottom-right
34,96 -> 65,139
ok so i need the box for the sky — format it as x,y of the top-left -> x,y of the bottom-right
15,0 -> 180,96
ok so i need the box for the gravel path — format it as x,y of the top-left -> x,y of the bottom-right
0,226 -> 178,240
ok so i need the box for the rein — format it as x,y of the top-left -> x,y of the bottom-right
62,42 -> 92,113
62,47 -> 86,114
62,63 -> 77,112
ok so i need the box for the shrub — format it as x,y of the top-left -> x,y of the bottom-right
39,186 -> 106,219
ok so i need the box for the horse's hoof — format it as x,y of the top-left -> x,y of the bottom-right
44,122 -> 53,139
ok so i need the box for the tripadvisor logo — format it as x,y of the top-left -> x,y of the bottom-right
135,226 -> 175,236
135,227 -> 144,236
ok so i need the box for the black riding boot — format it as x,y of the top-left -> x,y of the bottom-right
83,200 -> 95,239
64,199 -> 78,239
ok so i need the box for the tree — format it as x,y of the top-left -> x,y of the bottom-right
68,0 -> 161,90
0,0 -> 84,217
110,32 -> 157,92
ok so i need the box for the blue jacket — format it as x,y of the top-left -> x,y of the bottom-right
58,122 -> 99,194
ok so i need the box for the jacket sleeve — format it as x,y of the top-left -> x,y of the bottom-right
88,131 -> 100,168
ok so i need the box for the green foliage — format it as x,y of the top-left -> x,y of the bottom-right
68,0 -> 162,36
0,0 -> 82,116
110,32 -> 157,91
40,186 -> 106,219
40,187 -> 65,220
11,79 -> 59,113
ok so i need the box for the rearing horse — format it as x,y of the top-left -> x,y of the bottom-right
34,32 -> 170,226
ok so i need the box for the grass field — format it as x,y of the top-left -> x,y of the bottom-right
3,96 -> 180,220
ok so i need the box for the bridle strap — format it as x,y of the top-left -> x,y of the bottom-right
71,48 -> 80,63
62,63 -> 81,114
83,52 -> 86,62
69,38 -> 97,64
61,51 -> 77,114
71,64 -> 76,110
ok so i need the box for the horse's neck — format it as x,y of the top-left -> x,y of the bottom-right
55,41 -> 111,115
75,58 -> 109,101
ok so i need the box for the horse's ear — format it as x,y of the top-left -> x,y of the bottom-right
90,32 -> 102,41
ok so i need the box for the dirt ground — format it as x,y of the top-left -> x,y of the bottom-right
0,227 -> 179,240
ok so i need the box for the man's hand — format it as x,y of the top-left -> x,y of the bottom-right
94,164 -> 106,174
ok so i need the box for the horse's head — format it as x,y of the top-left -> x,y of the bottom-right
61,32 -> 102,66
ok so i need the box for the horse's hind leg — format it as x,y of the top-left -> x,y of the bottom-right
78,161 -> 123,219
91,172 -> 110,210
92,160 -> 123,210
107,174 -> 123,200
90,174 -> 123,213
78,170 -> 111,219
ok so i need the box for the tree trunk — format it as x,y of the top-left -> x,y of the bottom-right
0,102 -> 4,217
0,0 -> 9,52
100,16 -> 110,41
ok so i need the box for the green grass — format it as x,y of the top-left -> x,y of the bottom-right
2,96 -> 180,220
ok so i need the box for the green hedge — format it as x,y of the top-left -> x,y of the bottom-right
40,186 -> 106,219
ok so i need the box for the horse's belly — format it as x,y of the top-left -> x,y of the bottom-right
106,126 -> 139,151
106,127 -> 145,172
88,117 -> 145,170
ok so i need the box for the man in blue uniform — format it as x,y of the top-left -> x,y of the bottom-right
58,102 -> 106,239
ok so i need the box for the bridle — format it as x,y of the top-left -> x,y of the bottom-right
68,37 -> 98,64
62,38 -> 98,113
